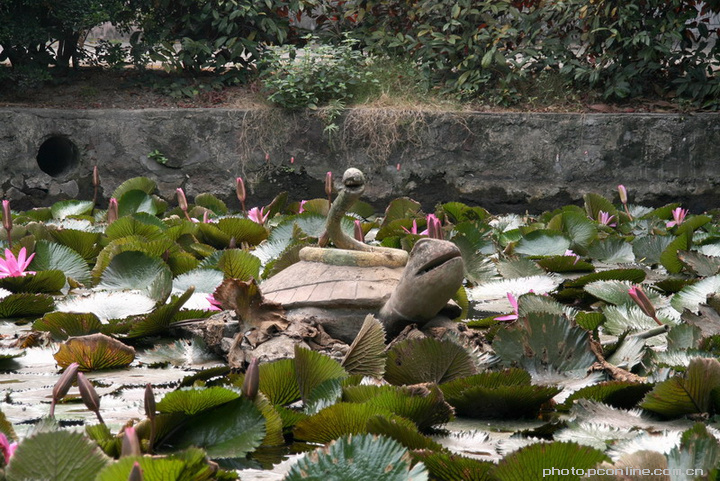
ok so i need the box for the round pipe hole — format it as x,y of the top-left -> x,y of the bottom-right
36,136 -> 79,177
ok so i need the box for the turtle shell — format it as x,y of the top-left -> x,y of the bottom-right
260,260 -> 402,310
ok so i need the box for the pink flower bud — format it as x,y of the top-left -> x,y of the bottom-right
107,198 -> 118,224
628,285 -> 662,325
77,372 -> 104,424
242,358 -> 260,401
2,200 -> 11,241
236,177 -> 246,204
354,220 -> 364,243
144,383 -> 156,420
617,184 -> 627,204
128,462 -> 144,481
176,188 -> 188,212
50,362 -> 79,417
121,426 -> 141,457
325,171 -> 333,198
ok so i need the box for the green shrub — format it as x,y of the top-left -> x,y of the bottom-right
260,37 -> 380,109
318,0 -> 720,106
133,0 -> 314,75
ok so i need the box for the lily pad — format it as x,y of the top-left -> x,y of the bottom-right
384,337 -> 476,386
55,291 -> 155,323
0,270 -> 65,293
0,292 -> 54,318
54,333 -> 135,370
50,200 -> 95,220
156,387 -> 240,415
344,384 -> 454,431
30,240 -> 92,286
640,357 -> 720,418
341,315 -> 387,378
440,369 -> 561,419
34,312 -> 103,340
493,441 -> 609,481
7,429 -> 109,481
98,250 -> 173,303
161,396 -> 266,460
493,312 -> 597,374
285,434 -> 428,481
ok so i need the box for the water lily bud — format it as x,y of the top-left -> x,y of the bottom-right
176,188 -> 188,212
325,171 -> 333,199
128,462 -> 144,481
144,383 -> 156,420
236,177 -> 246,212
107,198 -> 119,224
121,426 -> 141,457
2,200 -> 11,234
617,184 -> 627,204
354,220 -> 364,243
242,358 -> 260,401
628,285 -> 662,325
93,165 -> 100,188
50,362 -> 79,416
77,372 -> 104,424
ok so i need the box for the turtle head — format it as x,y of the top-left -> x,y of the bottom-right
379,238 -> 464,332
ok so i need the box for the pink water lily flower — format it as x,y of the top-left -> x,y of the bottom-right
206,294 -> 222,311
496,292 -> 519,321
597,211 -> 616,227
564,249 -> 580,265
0,247 -> 35,278
248,206 -> 270,225
0,432 -> 17,464
402,219 -> 429,236
666,207 -> 688,228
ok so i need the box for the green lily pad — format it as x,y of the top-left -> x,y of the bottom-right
7,429 -> 109,481
98,250 -> 173,303
493,312 -> 597,374
55,290 -> 155,322
440,369 -> 560,419
217,249 -> 261,280
515,230 -> 571,256
0,292 -> 54,318
156,387 -> 240,415
285,434 -> 428,481
384,337 -> 476,386
34,312 -> 103,340
640,357 -> 720,418
117,189 -> 158,217
493,441 -> 609,481
53,333 -> 135,370
162,396 -> 266,460
50,200 -> 95,220
0,270 -> 65,293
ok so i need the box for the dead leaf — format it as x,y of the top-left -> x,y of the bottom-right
213,278 -> 289,343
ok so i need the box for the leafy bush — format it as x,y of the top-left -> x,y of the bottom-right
317,0 -> 720,106
0,0 -> 128,86
260,36 -> 380,109
133,0 -> 314,74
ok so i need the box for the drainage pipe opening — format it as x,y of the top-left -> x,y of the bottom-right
36,136 -> 79,177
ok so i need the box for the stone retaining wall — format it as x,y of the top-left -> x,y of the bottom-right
1,108 -> 718,214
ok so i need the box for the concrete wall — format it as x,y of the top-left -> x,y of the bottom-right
1,108 -> 719,214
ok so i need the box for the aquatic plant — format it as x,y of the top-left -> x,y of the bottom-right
2,172 -> 720,479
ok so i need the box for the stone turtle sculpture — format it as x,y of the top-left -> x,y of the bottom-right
259,168 -> 465,342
